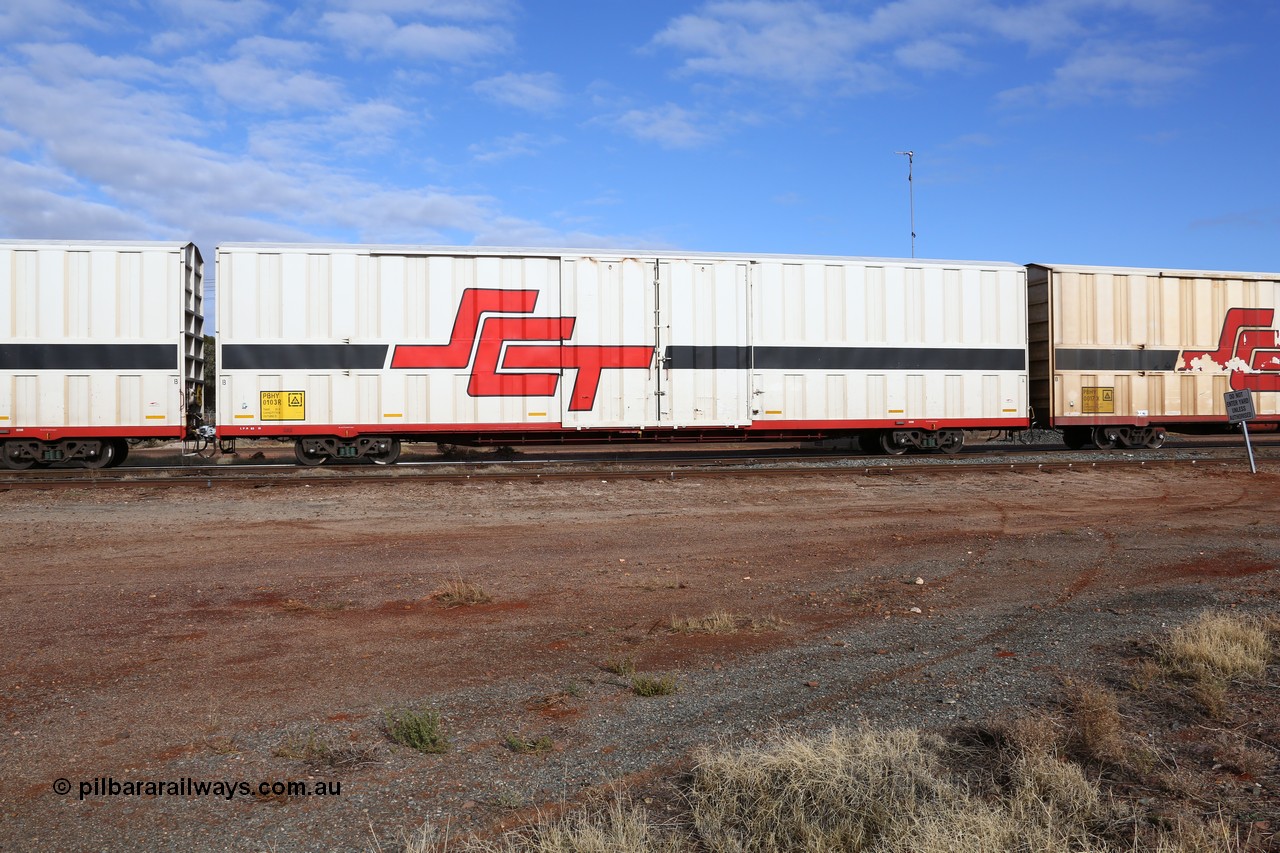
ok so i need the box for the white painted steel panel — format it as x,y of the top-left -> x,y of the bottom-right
751,259 -> 1027,425
217,244 -> 1026,437
0,241 -> 203,434
1028,263 -> 1280,422
219,246 -> 565,431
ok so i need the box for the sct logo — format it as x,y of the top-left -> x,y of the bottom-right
1180,307 -> 1280,392
390,288 -> 654,411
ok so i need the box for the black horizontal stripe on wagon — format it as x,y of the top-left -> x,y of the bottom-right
1053,349 -> 1179,371
0,343 -> 175,370
222,344 -> 390,370
664,346 -> 1025,371
220,344 -> 1025,372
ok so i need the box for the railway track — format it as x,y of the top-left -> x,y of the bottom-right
0,441 -> 1267,489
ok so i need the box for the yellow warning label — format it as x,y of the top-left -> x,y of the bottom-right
1081,387 -> 1114,414
261,390 -> 305,421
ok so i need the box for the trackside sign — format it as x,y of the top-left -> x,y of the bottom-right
1225,389 -> 1255,424
1225,388 -> 1259,474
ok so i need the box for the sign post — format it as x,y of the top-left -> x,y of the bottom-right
1224,388 -> 1257,474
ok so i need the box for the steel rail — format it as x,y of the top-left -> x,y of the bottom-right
1,436 -> 1274,481
0,455 -> 1234,491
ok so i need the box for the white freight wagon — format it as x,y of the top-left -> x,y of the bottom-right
0,240 -> 205,469
216,244 -> 1028,463
1028,263 -> 1280,449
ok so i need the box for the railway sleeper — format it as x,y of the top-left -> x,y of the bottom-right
1,438 -> 127,470
865,429 -> 965,456
294,436 -> 402,466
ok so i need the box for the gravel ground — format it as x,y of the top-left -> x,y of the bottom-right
1,454 -> 1277,851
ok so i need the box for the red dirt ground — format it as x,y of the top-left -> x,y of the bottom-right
1,460 -> 1277,851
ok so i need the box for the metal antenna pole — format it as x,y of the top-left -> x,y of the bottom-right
895,150 -> 915,257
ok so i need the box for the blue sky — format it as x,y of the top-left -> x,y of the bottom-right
1,0 -> 1277,283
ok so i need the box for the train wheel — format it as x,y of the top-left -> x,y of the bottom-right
879,431 -> 909,456
295,440 -> 327,466
1145,429 -> 1167,449
1062,427 -> 1089,450
107,440 -> 129,468
371,438 -> 401,465
81,441 -> 116,469
1,442 -> 36,470
1091,428 -> 1117,450
938,431 -> 964,454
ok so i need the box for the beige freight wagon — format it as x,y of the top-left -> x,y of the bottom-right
1028,262 -> 1280,449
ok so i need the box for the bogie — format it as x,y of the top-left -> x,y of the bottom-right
295,436 -> 402,466
865,429 -> 965,456
1,438 -> 126,470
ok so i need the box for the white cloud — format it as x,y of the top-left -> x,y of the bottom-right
147,0 -> 275,51
894,38 -> 972,73
17,42 -> 168,84
652,0 -> 1212,103
151,0 -> 273,33
0,163 -> 159,239
472,72 -> 565,112
653,1 -> 891,91
997,40 -> 1198,107
0,38 -> 502,255
468,132 -> 560,163
320,11 -> 510,61
248,101 -> 413,162
204,56 -> 344,112
323,0 -> 515,19
0,0 -> 102,40
231,35 -> 319,64
614,104 -> 714,149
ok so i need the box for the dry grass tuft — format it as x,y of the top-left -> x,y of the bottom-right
602,655 -> 637,677
685,723 -> 1188,853
630,674 -> 678,697
376,609 -> 1266,853
1158,612 -> 1271,717
384,708 -> 450,754
379,714 -> 1247,853
432,579 -> 493,609
1161,611 -> 1271,684
275,731 -> 381,769
503,733 -> 554,755
498,800 -> 685,853
1129,658 -> 1163,692
669,611 -> 739,634
385,799 -> 684,853
688,726 -> 962,852
1064,680 -> 1130,765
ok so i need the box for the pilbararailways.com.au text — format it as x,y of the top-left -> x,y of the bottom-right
53,777 -> 343,801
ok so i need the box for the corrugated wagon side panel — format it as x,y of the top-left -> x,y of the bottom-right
750,259 -> 1027,428
218,247 -> 568,434
1044,265 -> 1280,424
0,242 -> 197,436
